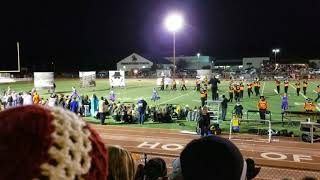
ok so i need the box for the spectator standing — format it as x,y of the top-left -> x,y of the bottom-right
47,94 -> 57,107
90,94 -> 99,117
221,95 -> 228,121
16,92 -> 23,106
199,106 -> 210,137
12,92 -> 17,107
137,98 -> 147,125
98,97 -> 107,124
208,76 -> 220,100
69,97 -> 79,114
58,94 -> 66,108
23,92 -> 33,105
32,92 -> 40,105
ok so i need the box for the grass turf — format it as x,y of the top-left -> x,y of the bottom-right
1,78 -> 319,136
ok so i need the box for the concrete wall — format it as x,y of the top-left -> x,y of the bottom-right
242,57 -> 270,69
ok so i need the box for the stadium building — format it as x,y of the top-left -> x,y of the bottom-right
117,53 -> 153,72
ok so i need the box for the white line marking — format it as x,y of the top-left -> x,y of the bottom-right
261,82 -> 266,95
160,92 -> 191,104
180,130 -> 197,135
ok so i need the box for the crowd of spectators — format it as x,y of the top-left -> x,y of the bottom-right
261,62 -> 308,77
0,90 -> 318,179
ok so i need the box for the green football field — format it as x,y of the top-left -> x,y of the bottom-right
1,78 -> 319,135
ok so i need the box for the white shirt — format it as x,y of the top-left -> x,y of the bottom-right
48,98 -> 57,107
23,95 -> 33,105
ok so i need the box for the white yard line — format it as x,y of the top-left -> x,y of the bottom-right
289,84 -> 320,111
261,82 -> 266,95
310,82 -> 318,93
160,92 -> 191,104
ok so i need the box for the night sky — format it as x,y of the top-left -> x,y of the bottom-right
1,0 -> 320,71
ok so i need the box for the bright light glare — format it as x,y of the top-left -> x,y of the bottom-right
197,53 -> 200,57
164,13 -> 184,32
272,48 -> 280,53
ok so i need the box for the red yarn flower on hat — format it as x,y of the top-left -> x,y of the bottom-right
0,105 -> 108,180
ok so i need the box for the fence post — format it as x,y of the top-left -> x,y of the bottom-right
268,120 -> 271,143
229,119 -> 232,140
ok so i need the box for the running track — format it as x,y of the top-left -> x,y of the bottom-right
91,125 -> 320,180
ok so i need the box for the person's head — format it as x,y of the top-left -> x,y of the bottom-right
260,96 -> 265,101
108,146 -> 136,180
93,94 -> 97,99
283,93 -> 287,97
144,158 -> 167,180
0,105 -> 108,179
236,102 -> 241,106
101,96 -> 104,100
202,106 -> 208,114
222,95 -> 225,98
180,136 -> 247,180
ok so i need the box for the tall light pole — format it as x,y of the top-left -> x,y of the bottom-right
197,53 -> 200,69
164,13 -> 184,79
272,48 -> 280,65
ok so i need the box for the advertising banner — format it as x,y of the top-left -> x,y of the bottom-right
109,71 -> 125,87
34,72 -> 54,90
79,71 -> 96,88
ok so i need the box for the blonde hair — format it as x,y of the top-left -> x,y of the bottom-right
108,146 -> 136,180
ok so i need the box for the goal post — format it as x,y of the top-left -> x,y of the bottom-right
0,42 -> 21,73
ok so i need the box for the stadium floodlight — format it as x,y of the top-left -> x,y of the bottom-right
164,13 -> 184,79
272,48 -> 280,65
197,53 -> 200,69
164,13 -> 184,33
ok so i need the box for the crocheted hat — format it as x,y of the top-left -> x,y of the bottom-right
0,105 -> 108,180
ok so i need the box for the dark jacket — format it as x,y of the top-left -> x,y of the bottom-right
221,98 -> 228,109
209,78 -> 220,88
137,99 -> 147,113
